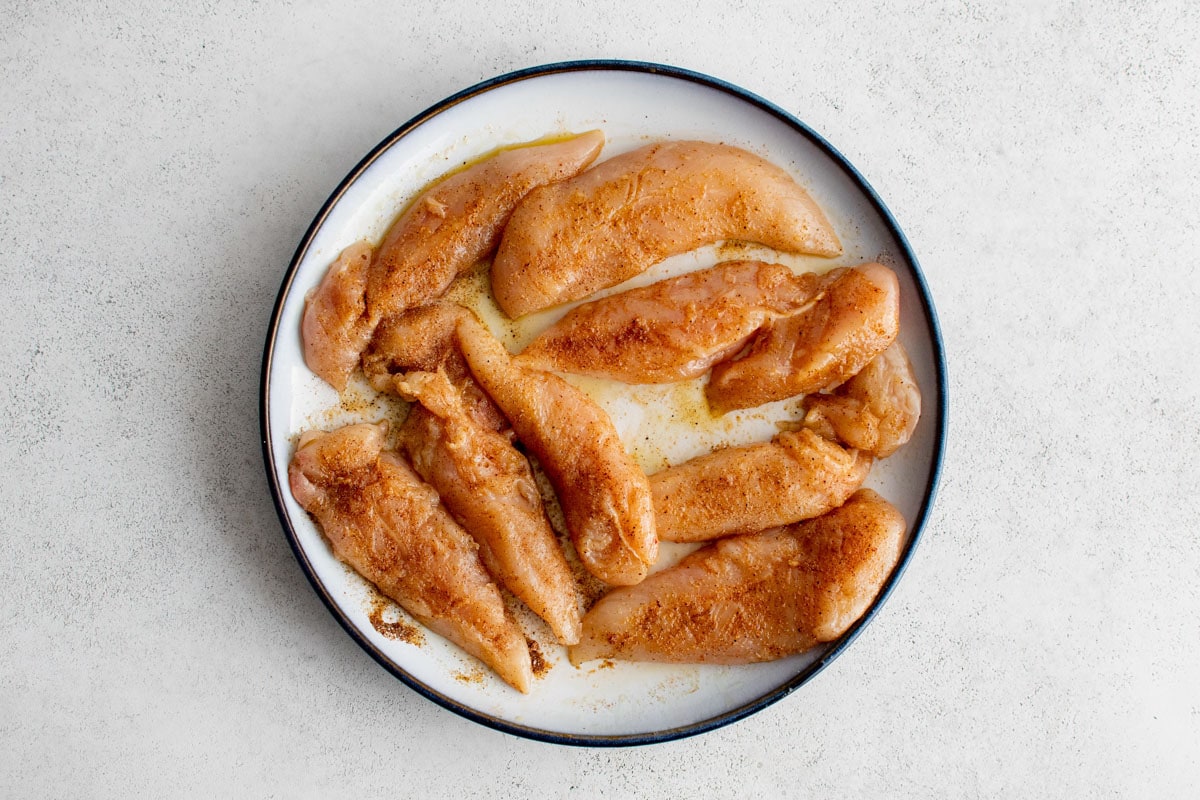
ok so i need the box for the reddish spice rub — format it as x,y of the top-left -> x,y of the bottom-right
366,592 -> 425,646
569,489 -> 906,666
527,638 -> 551,679
492,140 -> 842,318
650,428 -> 871,543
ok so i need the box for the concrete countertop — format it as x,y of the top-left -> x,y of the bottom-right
2,1 -> 1196,796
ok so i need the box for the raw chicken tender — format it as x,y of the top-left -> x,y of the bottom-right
288,422 -> 533,692
650,428 -> 871,543
363,303 -> 507,432
492,140 -> 842,317
301,131 -> 605,389
300,241 -> 374,391
455,311 -> 658,586
396,370 -> 582,645
706,262 -> 900,413
803,342 -> 921,458
517,261 -> 825,383
569,489 -> 906,665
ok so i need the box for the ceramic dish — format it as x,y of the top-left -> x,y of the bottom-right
260,60 -> 947,745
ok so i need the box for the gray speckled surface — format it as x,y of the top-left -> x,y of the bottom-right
2,1 -> 1197,796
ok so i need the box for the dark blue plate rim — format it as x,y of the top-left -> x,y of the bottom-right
260,59 -> 948,748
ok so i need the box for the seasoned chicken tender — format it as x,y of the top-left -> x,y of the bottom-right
396,370 -> 582,645
706,262 -> 900,414
363,303 -> 507,432
492,140 -> 842,317
288,422 -> 533,692
517,261 -> 825,383
300,241 -> 375,391
803,342 -> 922,458
651,428 -> 871,543
569,489 -> 906,666
301,131 -> 605,389
455,311 -> 658,586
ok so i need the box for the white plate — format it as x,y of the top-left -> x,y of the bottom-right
260,61 -> 946,745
